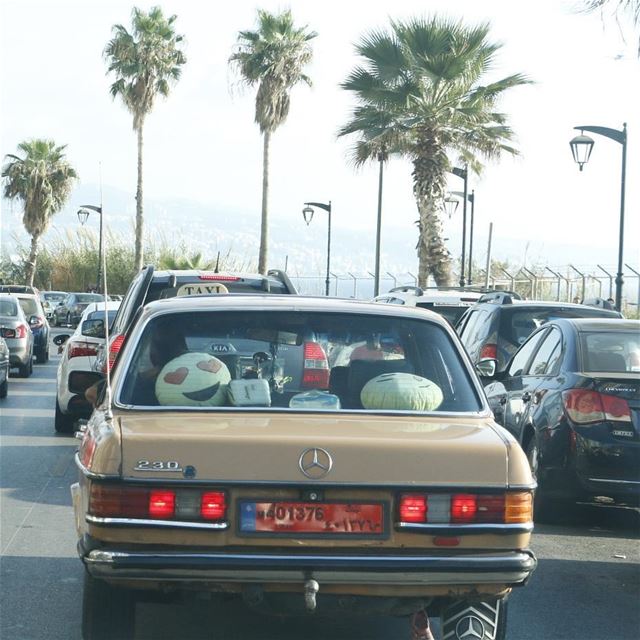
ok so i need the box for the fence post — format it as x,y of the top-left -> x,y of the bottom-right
624,263 -> 640,312
348,272 -> 358,298
386,272 -> 397,288
522,267 -> 538,299
499,267 -> 515,292
597,264 -> 614,299
569,265 -> 586,302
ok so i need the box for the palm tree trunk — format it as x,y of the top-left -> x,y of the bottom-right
412,155 -> 452,288
258,130 -> 271,274
134,123 -> 144,272
25,233 -> 40,286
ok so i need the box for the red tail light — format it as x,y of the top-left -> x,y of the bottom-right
13,324 -> 28,339
563,389 -> 631,424
68,340 -> 98,359
88,484 -> 228,522
201,491 -> 226,520
149,490 -> 176,518
450,494 -> 477,523
302,341 -> 329,388
105,334 -> 125,372
399,495 -> 427,523
398,492 -> 531,525
480,343 -> 497,360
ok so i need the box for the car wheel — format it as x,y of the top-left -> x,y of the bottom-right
82,572 -> 136,640
441,597 -> 508,640
54,399 -> 75,434
36,344 -> 49,364
66,312 -> 72,327
525,438 -> 563,523
51,314 -> 57,327
18,357 -> 32,378
0,377 -> 7,398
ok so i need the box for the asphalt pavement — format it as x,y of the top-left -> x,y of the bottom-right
1,330 -> 639,639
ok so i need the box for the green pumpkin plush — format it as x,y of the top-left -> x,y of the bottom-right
155,352 -> 230,407
360,372 -> 443,411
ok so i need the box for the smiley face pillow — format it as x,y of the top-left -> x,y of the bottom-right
155,353 -> 231,406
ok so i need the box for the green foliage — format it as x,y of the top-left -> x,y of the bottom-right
0,231 -> 250,293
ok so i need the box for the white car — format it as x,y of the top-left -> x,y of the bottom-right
55,301 -> 120,433
373,285 -> 485,325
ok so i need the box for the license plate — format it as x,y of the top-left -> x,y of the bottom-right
239,501 -> 384,536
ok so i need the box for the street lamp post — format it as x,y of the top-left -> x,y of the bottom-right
449,189 -> 476,285
450,166 -> 468,288
77,204 -> 103,293
569,123 -> 627,311
302,201 -> 332,296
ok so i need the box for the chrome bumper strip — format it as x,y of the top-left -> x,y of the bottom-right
86,515 -> 228,531
396,522 -> 533,535
587,478 -> 640,486
84,550 -> 536,586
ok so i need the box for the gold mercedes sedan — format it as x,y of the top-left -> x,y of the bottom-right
70,295 -> 536,640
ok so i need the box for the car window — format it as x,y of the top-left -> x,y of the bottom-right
119,311 -> 482,413
111,268 -> 149,335
87,309 -> 119,327
43,292 -> 65,302
527,328 -> 562,376
17,297 -> 39,316
507,329 -> 548,377
416,303 -> 468,325
580,330 -> 640,373
0,299 -> 18,316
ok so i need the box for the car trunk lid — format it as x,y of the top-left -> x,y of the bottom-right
118,412 -> 509,487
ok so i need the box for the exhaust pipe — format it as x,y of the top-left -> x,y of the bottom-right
303,578 -> 319,612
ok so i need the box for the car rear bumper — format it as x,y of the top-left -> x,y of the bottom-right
82,548 -> 537,588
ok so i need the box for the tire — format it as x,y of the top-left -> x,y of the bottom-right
525,438 -> 564,523
66,312 -> 72,328
54,398 -> 75,434
441,597 -> 508,640
18,355 -> 32,378
82,572 -> 136,640
36,344 -> 49,364
51,314 -> 57,327
0,377 -> 7,398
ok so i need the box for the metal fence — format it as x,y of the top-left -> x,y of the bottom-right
288,265 -> 640,311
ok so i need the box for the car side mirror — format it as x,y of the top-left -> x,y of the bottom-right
53,334 -> 70,346
68,371 -> 104,395
81,319 -> 105,339
476,358 -> 497,379
29,315 -> 39,325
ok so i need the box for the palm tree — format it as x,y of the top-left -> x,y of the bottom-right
104,6 -> 186,271
229,9 -> 316,274
2,139 -> 77,285
339,17 -> 530,287
579,0 -> 640,54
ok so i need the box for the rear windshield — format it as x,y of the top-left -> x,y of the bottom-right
580,331 -> 640,373
145,278 -> 288,303
87,310 -> 119,327
503,307 -> 618,348
42,292 -> 65,302
77,294 -> 104,303
0,299 -> 18,317
119,311 -> 482,413
17,298 -> 38,316
416,302 -> 469,326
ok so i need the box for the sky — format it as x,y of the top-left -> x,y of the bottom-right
0,0 -> 639,276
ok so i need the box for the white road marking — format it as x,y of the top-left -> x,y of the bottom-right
0,408 -> 55,418
6,390 -> 56,397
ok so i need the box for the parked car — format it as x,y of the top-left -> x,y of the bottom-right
71,295 -> 536,640
0,293 -> 33,377
51,292 -> 106,328
54,301 -> 121,433
40,290 -> 67,320
14,292 -> 50,363
0,284 -> 39,295
373,285 -> 488,325
456,292 -> 622,374
484,318 -> 640,521
94,266 -> 298,374
0,336 -> 9,398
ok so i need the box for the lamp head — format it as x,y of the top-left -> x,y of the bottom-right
77,208 -> 90,225
570,131 -> 595,171
444,194 -> 460,219
302,205 -> 314,225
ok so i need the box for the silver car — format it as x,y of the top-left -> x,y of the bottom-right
40,290 -> 67,320
0,293 -> 34,377
0,336 -> 9,398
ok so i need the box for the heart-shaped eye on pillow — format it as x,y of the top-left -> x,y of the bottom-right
197,359 -> 221,373
164,367 -> 189,385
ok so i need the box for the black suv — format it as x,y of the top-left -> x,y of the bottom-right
95,266 -> 298,372
456,292 -> 622,375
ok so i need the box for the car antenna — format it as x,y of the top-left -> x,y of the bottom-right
214,251 -> 220,273
98,165 -> 113,423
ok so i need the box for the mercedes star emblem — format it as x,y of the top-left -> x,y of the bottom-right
455,615 -> 486,640
298,447 -> 333,479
